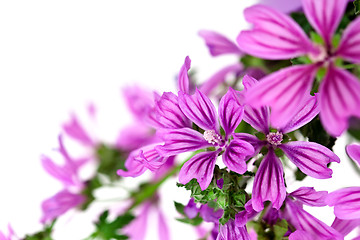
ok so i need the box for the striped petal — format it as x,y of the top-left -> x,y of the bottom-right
252,149 -> 286,212
198,30 -> 242,56
302,0 -> 348,47
283,199 -> 343,240
280,95 -> 319,133
222,139 -> 254,174
179,150 -> 219,191
319,65 -> 360,136
279,141 -> 340,179
331,217 -> 360,236
233,133 -> 266,158
327,187 -> 360,220
178,56 -> 191,93
336,17 -> 360,64
237,5 -> 317,59
217,219 -> 250,240
154,92 -> 191,129
219,88 -> 244,138
178,89 -> 219,132
242,75 -> 271,133
346,144 -> 360,166
289,187 -> 328,207
245,65 -> 318,129
156,128 -> 212,157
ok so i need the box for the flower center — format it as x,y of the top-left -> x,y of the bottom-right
308,44 -> 328,63
266,131 -> 283,146
203,130 -> 222,145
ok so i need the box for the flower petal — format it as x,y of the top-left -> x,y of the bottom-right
222,139 -> 254,174
283,199 -> 343,240
242,75 -> 271,133
289,187 -> 328,207
245,65 -> 318,129
198,30 -> 242,56
258,0 -> 302,13
178,56 -> 191,93
346,144 -> 360,166
326,187 -> 360,220
237,5 -> 317,59
199,64 -> 243,96
279,95 -> 319,133
302,0 -> 348,47
319,65 -> 360,136
252,149 -> 286,211
217,219 -> 250,240
279,141 -> 340,179
158,209 -> 170,240
154,92 -> 191,129
62,113 -> 95,147
40,190 -> 85,224
233,133 -> 266,157
331,217 -> 360,236
219,88 -> 244,138
156,128 -> 212,157
178,89 -> 219,131
179,150 -> 219,191
336,17 -> 360,64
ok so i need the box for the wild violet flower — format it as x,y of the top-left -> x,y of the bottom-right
237,0 -> 360,136
235,75 -> 340,211
156,88 -> 254,190
331,217 -> 360,239
326,187 -> 360,220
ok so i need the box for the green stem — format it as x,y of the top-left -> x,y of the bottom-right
127,163 -> 184,211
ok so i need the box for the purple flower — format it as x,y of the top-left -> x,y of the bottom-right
123,201 -> 170,240
258,0 -> 302,13
237,1 -> 360,136
40,189 -> 85,224
0,225 -> 16,240
346,144 -> 360,166
178,56 -> 191,94
282,189 -> 343,240
199,64 -> 243,97
236,75 -> 339,211
216,219 -> 250,240
117,143 -> 172,178
41,135 -> 88,189
326,187 -> 360,220
200,204 -> 223,223
62,107 -> 97,147
331,217 -> 360,238
184,198 -> 199,219
198,30 -> 242,57
157,88 -> 254,190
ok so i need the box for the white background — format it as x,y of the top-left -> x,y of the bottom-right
0,1 -> 359,239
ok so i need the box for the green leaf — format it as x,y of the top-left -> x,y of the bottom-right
96,144 -> 127,181
273,219 -> 289,240
232,190 -> 246,208
291,12 -> 313,34
355,0 -> 360,15
174,201 -> 185,216
176,216 -> 203,226
91,210 -> 134,240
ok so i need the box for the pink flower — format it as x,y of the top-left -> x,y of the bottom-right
237,0 -> 360,136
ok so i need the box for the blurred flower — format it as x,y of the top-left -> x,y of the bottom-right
237,0 -> 360,136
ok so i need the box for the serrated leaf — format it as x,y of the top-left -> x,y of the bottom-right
176,216 -> 203,226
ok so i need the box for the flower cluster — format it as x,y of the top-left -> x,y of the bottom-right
2,0 -> 360,239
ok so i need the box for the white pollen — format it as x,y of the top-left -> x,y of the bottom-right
203,130 -> 222,145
